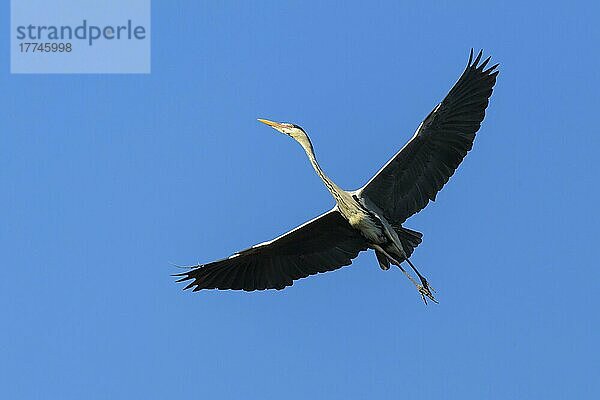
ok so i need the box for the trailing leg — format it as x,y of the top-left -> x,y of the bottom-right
372,245 -> 437,304
406,258 -> 437,304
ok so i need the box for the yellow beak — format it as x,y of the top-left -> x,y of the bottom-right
257,118 -> 281,128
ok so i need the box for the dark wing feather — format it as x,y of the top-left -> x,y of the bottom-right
359,49 -> 499,224
175,209 -> 368,291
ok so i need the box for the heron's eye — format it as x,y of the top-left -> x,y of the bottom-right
291,124 -> 304,133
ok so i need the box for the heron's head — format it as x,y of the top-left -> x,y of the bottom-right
257,118 -> 307,141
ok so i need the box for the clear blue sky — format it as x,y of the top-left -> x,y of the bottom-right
1,1 -> 599,399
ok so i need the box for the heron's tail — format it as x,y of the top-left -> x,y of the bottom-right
374,227 -> 423,270
395,226 -> 423,258
375,250 -> 391,270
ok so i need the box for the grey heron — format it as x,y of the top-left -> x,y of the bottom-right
175,49 -> 498,303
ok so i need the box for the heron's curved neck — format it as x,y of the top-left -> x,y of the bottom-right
295,134 -> 347,203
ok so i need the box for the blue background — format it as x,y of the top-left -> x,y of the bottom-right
1,1 -> 598,399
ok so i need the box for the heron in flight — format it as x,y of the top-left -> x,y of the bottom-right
175,50 -> 498,303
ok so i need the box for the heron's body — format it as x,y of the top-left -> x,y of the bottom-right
175,50 -> 499,303
345,203 -> 387,244
264,123 -> 415,274
296,134 -> 388,244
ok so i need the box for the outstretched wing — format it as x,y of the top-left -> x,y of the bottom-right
175,209 -> 368,291
359,49 -> 499,224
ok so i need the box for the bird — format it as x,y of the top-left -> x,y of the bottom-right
175,49 -> 498,303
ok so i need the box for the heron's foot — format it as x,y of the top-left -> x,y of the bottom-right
420,276 -> 435,294
417,279 -> 437,305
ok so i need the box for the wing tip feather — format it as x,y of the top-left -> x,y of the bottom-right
467,49 -> 499,77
